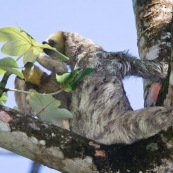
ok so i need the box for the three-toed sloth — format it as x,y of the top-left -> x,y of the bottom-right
15,32 -> 172,145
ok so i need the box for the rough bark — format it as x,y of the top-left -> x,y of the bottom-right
164,2 -> 173,106
131,0 -> 173,172
133,0 -> 173,107
1,105 -> 173,173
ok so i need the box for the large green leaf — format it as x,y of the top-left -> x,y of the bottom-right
0,27 -> 31,42
41,108 -> 73,124
0,57 -> 24,78
0,27 -> 40,64
23,48 -> 41,64
0,27 -> 69,64
1,40 -> 31,57
17,25 -> 35,39
29,92 -> 72,123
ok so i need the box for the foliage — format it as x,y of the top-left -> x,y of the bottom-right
0,26 -> 93,121
56,68 -> 93,92
0,57 -> 23,78
29,92 -> 72,122
0,26 -> 69,63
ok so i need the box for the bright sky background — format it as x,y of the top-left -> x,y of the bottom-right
0,1 -> 143,173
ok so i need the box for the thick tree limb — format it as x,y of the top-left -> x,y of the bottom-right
1,105 -> 173,173
164,3 -> 173,107
133,0 -> 173,107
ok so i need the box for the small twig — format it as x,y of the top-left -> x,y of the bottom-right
49,89 -> 63,96
7,88 -> 63,96
7,88 -> 32,94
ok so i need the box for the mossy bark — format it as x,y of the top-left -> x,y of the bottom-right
133,0 -> 173,107
1,106 -> 173,173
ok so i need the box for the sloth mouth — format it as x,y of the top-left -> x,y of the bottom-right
42,41 -> 59,58
43,48 -> 60,59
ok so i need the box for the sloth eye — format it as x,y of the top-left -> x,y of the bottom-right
48,40 -> 56,47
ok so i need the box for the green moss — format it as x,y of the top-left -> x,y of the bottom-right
146,143 -> 159,151
101,135 -> 171,173
161,127 -> 173,141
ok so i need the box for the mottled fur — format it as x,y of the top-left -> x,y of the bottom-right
15,32 -> 172,145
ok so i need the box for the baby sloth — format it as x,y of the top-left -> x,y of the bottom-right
15,32 -> 173,145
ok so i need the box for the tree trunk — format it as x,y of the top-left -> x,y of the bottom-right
133,0 -> 173,107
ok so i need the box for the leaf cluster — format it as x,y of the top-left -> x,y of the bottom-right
29,92 -> 72,121
56,68 -> 93,92
0,26 -> 93,121
0,26 -> 69,64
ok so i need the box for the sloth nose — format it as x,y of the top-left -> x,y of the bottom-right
42,41 -> 48,44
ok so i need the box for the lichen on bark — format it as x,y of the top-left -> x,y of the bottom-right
133,0 -> 173,107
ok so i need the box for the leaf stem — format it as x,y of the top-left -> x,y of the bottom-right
50,90 -> 63,96
7,88 -> 63,96
8,88 -> 31,94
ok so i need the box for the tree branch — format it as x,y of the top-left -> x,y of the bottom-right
1,105 -> 173,173
133,0 -> 173,107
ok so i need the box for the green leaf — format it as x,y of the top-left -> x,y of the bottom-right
0,26 -> 69,64
41,108 -> 73,124
1,40 -> 31,57
67,69 -> 80,84
0,93 -> 8,105
0,57 -> 24,78
0,69 -> 5,75
56,68 -> 93,92
71,68 -> 93,90
0,27 -> 31,42
56,71 -> 77,92
40,44 -> 69,62
0,57 -> 19,68
0,27 -> 42,63
29,92 -> 61,112
57,69 -> 80,85
18,24 -> 34,39
29,92 -> 72,122
56,72 -> 71,85
2,67 -> 23,79
74,68 -> 93,83
23,48 -> 40,64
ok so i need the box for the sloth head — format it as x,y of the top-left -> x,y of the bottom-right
42,32 -> 65,58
